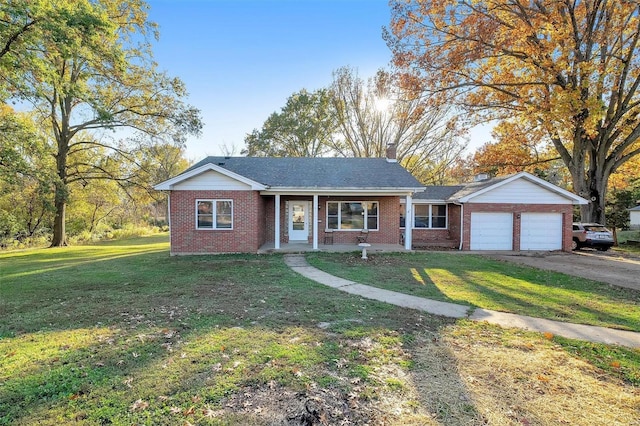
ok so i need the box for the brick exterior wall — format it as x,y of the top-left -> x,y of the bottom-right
317,196 -> 400,245
169,190 -> 265,254
169,192 -> 403,253
411,204 -> 462,246
460,203 -> 573,252
169,191 -> 572,254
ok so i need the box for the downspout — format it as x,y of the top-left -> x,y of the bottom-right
166,191 -> 172,256
454,201 -> 464,251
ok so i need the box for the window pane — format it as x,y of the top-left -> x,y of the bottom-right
216,215 -> 232,228
327,217 -> 338,229
198,215 -> 213,228
217,200 -> 232,215
432,205 -> 446,216
198,201 -> 213,214
399,209 -> 405,228
432,204 -> 446,228
341,202 -> 364,229
291,203 -> 305,230
197,201 -> 214,228
327,202 -> 338,229
366,202 -> 378,230
432,216 -> 446,228
215,201 -> 233,228
414,205 -> 429,228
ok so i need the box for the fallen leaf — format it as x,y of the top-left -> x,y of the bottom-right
170,407 -> 182,415
130,399 -> 149,411
203,407 -> 220,418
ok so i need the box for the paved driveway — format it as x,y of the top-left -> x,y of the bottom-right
489,250 -> 640,291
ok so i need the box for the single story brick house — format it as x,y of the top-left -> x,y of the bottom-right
155,152 -> 587,255
154,149 -> 425,255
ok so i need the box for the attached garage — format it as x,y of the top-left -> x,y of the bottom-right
470,212 -> 513,250
454,172 -> 588,252
520,212 -> 563,251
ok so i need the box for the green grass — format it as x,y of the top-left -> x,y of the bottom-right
1,235 -> 638,425
615,230 -> 640,254
306,251 -> 640,332
0,235 -> 449,425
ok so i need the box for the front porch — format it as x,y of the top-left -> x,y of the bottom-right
257,242 -> 410,254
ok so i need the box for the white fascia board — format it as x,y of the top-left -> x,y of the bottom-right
401,198 -> 447,204
260,187 -> 425,196
153,163 -> 266,190
456,171 -> 588,205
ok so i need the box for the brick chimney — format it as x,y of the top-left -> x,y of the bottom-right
385,143 -> 397,163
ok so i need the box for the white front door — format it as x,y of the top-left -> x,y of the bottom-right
289,201 -> 308,241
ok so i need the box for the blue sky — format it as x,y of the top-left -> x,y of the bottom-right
148,0 -> 395,161
147,0 -> 490,161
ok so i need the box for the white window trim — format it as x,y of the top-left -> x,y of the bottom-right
195,199 -> 234,230
400,203 -> 448,229
326,201 -> 379,231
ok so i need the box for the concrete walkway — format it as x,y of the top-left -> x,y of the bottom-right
284,254 -> 640,348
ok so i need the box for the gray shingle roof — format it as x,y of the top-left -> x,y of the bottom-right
446,175 -> 513,200
184,156 -> 424,189
629,205 -> 640,211
414,185 -> 465,200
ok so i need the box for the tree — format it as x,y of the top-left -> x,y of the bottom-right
1,0 -> 112,98
330,67 -> 465,184
388,0 -> 640,223
5,0 -> 202,246
243,89 -> 335,157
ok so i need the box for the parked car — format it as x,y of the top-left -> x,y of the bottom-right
572,223 -> 614,251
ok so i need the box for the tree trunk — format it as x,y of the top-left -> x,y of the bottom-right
50,126 -> 69,246
573,161 -> 608,225
51,191 -> 67,246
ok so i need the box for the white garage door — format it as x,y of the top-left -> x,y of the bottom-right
520,213 -> 563,251
470,212 -> 513,250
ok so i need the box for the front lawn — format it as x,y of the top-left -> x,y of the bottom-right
306,252 -> 640,332
1,236 -> 638,425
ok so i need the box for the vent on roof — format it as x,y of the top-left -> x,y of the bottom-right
218,162 -> 225,166
474,173 -> 491,182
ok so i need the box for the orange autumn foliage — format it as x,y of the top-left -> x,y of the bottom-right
388,0 -> 640,223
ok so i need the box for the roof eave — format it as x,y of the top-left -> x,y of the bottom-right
453,172 -> 588,205
153,163 -> 267,191
261,186 -> 425,195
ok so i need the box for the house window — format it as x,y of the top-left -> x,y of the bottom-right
401,204 -> 447,229
326,201 -> 378,230
196,200 -> 233,229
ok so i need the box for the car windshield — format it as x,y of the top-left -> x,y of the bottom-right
584,225 -> 609,232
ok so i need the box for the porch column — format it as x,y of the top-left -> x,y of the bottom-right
274,194 -> 280,250
405,194 -> 412,250
312,195 -> 319,250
